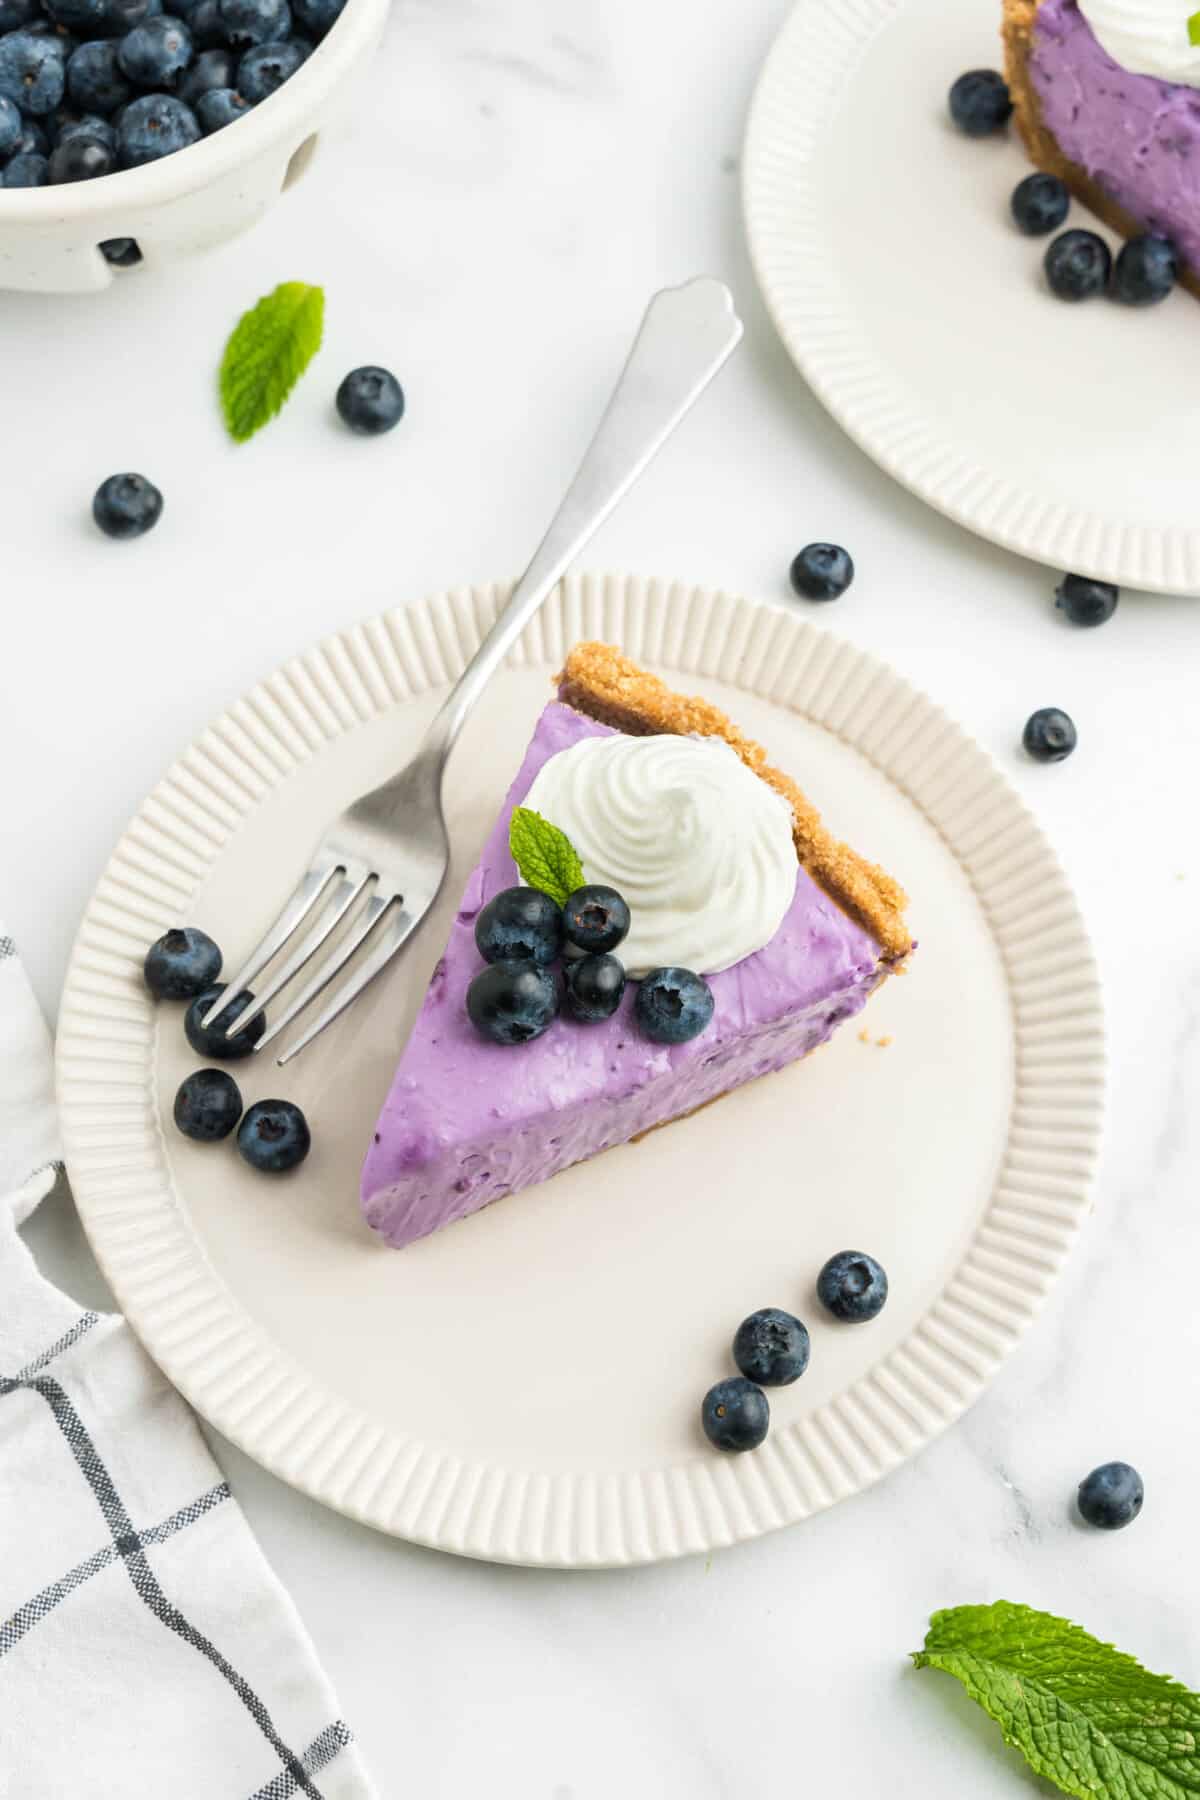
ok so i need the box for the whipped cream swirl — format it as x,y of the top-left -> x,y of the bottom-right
522,733 -> 797,977
1080,0 -> 1200,88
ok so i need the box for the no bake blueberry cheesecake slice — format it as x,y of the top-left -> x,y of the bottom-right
359,644 -> 913,1250
1003,0 -> 1200,297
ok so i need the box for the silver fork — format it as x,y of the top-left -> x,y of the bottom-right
202,276 -> 744,1065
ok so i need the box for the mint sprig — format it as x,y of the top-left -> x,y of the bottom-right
219,281 -> 325,444
914,1601 -> 1200,1800
509,807 -> 585,906
1189,8 -> 1200,46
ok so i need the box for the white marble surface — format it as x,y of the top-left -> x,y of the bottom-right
4,0 -> 1200,1791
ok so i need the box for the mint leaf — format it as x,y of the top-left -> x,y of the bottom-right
219,281 -> 325,443
509,807 -> 585,905
913,1601 -> 1200,1800
1190,9 -> 1200,46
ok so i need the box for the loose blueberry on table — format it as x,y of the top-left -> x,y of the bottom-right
143,925 -> 222,998
562,884 -> 630,955
335,366 -> 406,436
173,1067 -> 242,1141
1010,171 -> 1069,237
237,1098 -> 311,1173
1112,234 -> 1177,307
474,885 -> 564,967
1055,573 -> 1118,627
1023,706 -> 1077,763
563,952 -> 625,1023
947,68 -> 1012,137
701,1376 -> 770,1453
634,967 -> 714,1045
816,1250 -> 889,1323
789,542 -> 854,603
184,983 -> 266,1058
1044,229 -> 1112,302
1077,1461 -> 1144,1530
732,1308 -> 810,1387
93,471 -> 163,538
466,959 -> 560,1046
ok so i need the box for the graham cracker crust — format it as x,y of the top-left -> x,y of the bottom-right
1001,0 -> 1200,299
557,642 -> 913,961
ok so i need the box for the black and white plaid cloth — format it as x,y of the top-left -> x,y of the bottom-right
0,934 -> 377,1798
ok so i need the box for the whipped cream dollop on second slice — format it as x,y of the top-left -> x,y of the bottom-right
522,733 -> 798,977
1080,0 -> 1200,87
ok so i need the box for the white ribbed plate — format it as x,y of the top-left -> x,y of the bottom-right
744,0 -> 1200,594
57,575 -> 1104,1567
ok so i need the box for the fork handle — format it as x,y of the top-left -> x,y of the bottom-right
419,276 -> 744,767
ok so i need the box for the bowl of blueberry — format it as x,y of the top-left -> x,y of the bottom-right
0,0 -> 384,291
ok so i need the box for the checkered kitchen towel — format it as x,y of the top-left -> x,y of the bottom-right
0,933 -> 377,1799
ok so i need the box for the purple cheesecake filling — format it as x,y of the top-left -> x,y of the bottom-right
1029,0 -> 1200,270
359,702 -> 886,1250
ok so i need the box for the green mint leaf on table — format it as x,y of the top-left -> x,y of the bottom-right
1190,9 -> 1200,46
913,1601 -> 1200,1800
219,281 -> 325,444
509,808 -> 585,906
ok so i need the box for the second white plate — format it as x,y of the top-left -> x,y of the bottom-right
743,0 -> 1200,593
57,574 -> 1104,1566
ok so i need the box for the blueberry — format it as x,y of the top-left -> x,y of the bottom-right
216,0 -> 289,47
1112,234 -> 1177,306
67,39 -> 131,109
1077,1461 -> 1144,1530
732,1308 -> 810,1386
173,0 -> 221,44
634,968 -> 714,1045
176,41 -> 231,102
474,885 -> 564,967
2,150 -> 48,183
466,959 -> 559,1046
1044,229 -> 1111,301
48,129 -> 114,179
290,0 -> 341,36
1023,706 -> 1077,762
195,84 -> 250,129
184,984 -> 265,1058
0,0 -> 38,29
1010,171 -> 1069,236
116,90 -> 198,161
173,1067 -> 242,1141
10,117 -> 48,154
563,953 -> 626,1022
117,12 -> 190,83
335,366 -> 405,435
0,31 -> 67,115
236,1098 -> 311,1173
562,884 -> 630,955
236,35 -> 305,98
100,234 -> 142,264
46,0 -> 154,33
816,1250 -> 888,1323
700,1377 -> 769,1453
143,925 -> 222,998
948,68 -> 1012,136
93,472 -> 163,538
0,94 -> 22,155
100,0 -> 163,31
789,542 -> 855,602
1055,572 -> 1118,627
57,111 -> 117,150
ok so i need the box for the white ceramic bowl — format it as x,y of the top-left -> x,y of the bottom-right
0,0 -> 385,294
